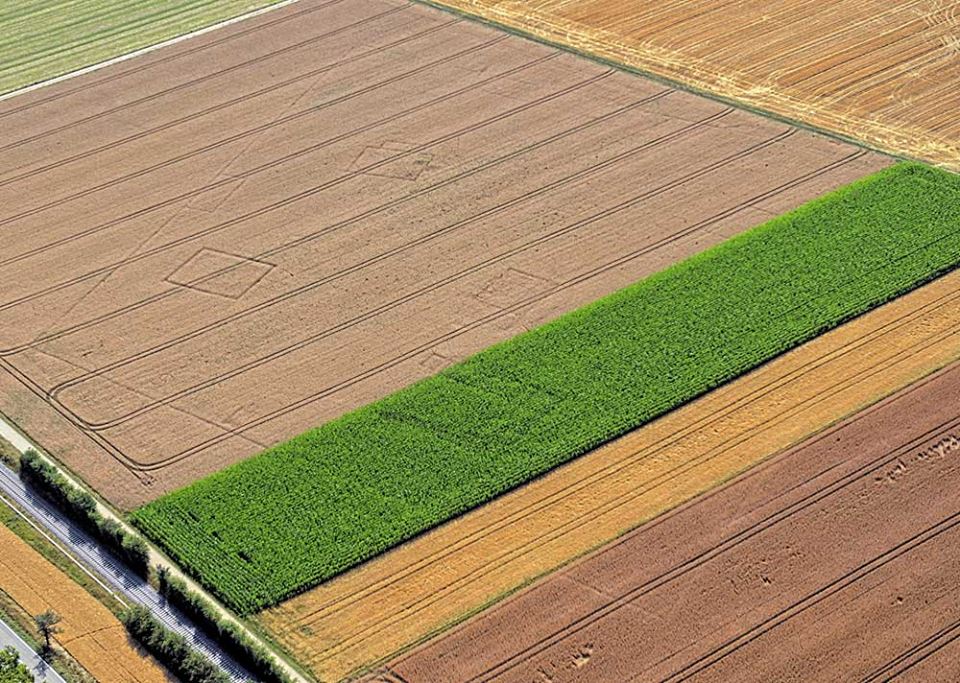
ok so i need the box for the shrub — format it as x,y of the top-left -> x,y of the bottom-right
157,567 -> 291,683
20,450 -> 150,577
120,605 -> 230,683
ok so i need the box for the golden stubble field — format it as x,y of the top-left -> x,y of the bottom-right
426,0 -> 960,170
0,523 -> 172,683
262,266 -> 960,682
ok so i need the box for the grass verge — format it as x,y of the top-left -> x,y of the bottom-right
135,162 -> 960,613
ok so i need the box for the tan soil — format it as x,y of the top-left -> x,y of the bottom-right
0,522 -> 173,683
386,345 -> 960,683
423,0 -> 960,171
0,0 -> 888,509
263,257 -> 960,682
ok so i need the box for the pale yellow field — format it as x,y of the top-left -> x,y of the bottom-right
0,523 -> 173,683
423,0 -> 960,170
261,267 -> 960,682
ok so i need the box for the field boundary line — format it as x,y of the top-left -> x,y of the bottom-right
0,0 -> 304,105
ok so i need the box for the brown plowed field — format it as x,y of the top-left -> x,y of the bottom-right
426,0 -> 960,170
266,264 -> 960,682
0,522 -> 173,682
0,0 -> 887,509
386,358 -> 960,683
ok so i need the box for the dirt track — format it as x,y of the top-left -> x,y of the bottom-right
265,264 -> 960,681
427,0 -> 960,170
386,357 -> 960,682
0,0 -> 887,508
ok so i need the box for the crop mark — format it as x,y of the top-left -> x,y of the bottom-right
7,83 -> 667,362
0,14 -> 463,229
253,153 -> 950,642
0,41 -> 560,309
165,248 -> 274,299
352,141 -> 434,181
475,267 -> 556,310
186,177 -> 246,213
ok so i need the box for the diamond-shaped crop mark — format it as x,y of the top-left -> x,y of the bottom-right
352,141 -> 433,181
165,248 -> 273,299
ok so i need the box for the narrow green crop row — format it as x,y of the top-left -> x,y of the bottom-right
0,0 -> 286,96
134,162 -> 960,614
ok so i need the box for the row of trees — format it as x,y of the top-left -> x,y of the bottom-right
15,451 -> 236,682
18,450 -> 150,574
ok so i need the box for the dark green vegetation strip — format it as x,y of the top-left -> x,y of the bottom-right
134,163 -> 960,613
0,0 -> 287,96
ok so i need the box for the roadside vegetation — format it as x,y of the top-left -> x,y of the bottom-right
119,605 -> 229,683
8,449 -> 291,681
0,647 -> 33,683
156,568 -> 292,683
19,451 -> 150,576
133,162 -> 960,613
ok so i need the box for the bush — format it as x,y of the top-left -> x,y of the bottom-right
157,567 -> 291,683
120,605 -> 230,683
20,450 -> 150,577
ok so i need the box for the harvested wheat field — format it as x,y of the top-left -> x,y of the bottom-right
0,522 -> 172,683
265,258 -> 960,682
0,0 -> 886,510
384,357 -> 960,683
426,0 -> 960,170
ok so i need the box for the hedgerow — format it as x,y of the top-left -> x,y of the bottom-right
120,605 -> 230,683
20,450 -> 151,576
156,567 -> 292,683
134,162 -> 960,613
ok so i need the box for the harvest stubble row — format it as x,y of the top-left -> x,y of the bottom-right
423,0 -> 960,169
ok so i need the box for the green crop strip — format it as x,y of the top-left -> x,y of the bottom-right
0,0 -> 288,96
134,162 -> 960,614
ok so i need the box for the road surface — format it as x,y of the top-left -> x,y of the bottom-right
0,617 -> 67,683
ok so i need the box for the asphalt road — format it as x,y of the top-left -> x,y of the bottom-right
0,618 -> 66,683
0,464 -> 254,682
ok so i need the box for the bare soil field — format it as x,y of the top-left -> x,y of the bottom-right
428,0 -> 960,170
0,0 -> 887,509
0,522 -> 173,683
385,357 -> 960,683
265,264 -> 960,681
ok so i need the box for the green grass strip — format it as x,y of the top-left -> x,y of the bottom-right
134,162 -> 960,614
0,0 -> 289,96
